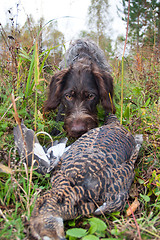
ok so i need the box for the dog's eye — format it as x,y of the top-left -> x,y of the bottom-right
65,94 -> 73,101
87,94 -> 95,100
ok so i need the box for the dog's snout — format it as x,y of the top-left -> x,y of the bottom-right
70,122 -> 87,138
65,113 -> 98,138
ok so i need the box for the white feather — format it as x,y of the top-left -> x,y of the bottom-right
47,143 -> 70,158
33,143 -> 50,164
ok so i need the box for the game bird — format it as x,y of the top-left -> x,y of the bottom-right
28,114 -> 142,240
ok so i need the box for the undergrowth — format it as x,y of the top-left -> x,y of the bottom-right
0,23 -> 160,240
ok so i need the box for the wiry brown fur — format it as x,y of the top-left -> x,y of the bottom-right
44,39 -> 115,138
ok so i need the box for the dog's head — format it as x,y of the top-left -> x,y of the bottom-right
44,58 -> 115,138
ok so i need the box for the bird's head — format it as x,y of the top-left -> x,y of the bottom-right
30,214 -> 66,240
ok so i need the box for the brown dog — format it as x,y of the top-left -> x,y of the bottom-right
44,39 -> 115,138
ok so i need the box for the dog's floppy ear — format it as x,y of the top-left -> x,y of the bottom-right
44,69 -> 69,112
92,65 -> 116,114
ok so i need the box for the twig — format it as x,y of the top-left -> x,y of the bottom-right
35,131 -> 54,146
11,176 -> 27,198
11,93 -> 29,166
8,147 -> 13,168
11,93 -> 21,125
91,198 -> 109,225
0,96 -> 20,121
140,227 -> 160,239
0,208 -> 8,222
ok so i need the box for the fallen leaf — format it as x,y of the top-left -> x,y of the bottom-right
126,197 -> 140,216
0,163 -> 13,174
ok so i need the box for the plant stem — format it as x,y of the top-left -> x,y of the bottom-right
121,0 -> 130,124
121,57 -> 124,124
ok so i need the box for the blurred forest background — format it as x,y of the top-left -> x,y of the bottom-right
0,0 -> 160,239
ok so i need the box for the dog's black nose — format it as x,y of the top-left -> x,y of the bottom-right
70,122 -> 87,138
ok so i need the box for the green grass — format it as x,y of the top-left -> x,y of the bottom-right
0,38 -> 160,240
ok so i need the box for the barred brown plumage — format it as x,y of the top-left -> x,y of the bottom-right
30,114 -> 143,240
